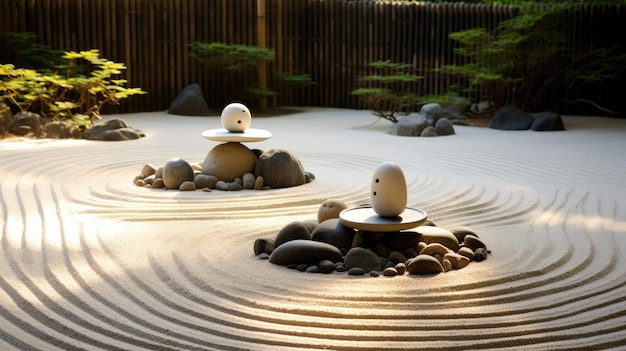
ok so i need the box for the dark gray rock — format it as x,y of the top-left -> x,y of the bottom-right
254,238 -> 275,255
348,267 -> 366,276
0,102 -> 12,138
420,126 -> 438,137
255,148 -> 306,188
420,103 -> 444,122
168,83 -> 210,116
83,118 -> 144,141
10,111 -> 43,137
389,114 -> 428,136
531,111 -> 565,131
474,248 -> 489,262
269,239 -> 343,266
344,247 -> 382,272
318,260 -> 335,274
310,218 -> 355,251
275,221 -> 311,247
162,158 -> 195,190
489,105 -> 534,130
194,174 -> 218,189
434,117 -> 455,136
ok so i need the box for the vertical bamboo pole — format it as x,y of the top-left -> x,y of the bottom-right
257,0 -> 268,111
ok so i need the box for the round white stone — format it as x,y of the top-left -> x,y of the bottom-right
221,102 -> 252,132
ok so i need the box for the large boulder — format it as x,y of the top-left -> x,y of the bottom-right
168,83 -> 210,116
531,111 -> 565,131
83,118 -> 145,141
389,114 -> 429,136
489,104 -> 534,130
0,102 -> 12,138
10,111 -> 43,137
202,142 -> 258,182
255,147 -> 306,188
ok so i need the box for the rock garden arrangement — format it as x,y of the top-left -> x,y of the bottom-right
254,162 -> 490,277
133,103 -> 313,191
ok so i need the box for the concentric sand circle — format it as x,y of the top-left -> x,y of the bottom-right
1,108 -> 625,350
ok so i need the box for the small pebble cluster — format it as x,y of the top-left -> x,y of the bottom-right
254,200 -> 489,277
133,161 -> 266,191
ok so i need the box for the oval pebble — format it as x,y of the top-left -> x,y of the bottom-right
419,243 -> 451,257
443,252 -> 470,269
242,173 -> 256,189
195,174 -> 218,189
457,247 -> 474,261
443,259 -> 452,272
464,235 -> 487,251
141,164 -> 156,178
228,182 -> 242,191
394,263 -> 406,275
318,260 -> 335,274
450,226 -> 478,243
383,267 -> 398,276
348,267 -> 365,276
253,176 -> 264,190
152,178 -> 164,189
474,247 -> 489,262
407,255 -> 444,275
306,266 -> 319,273
269,239 -> 342,266
275,221 -> 311,248
179,181 -> 196,191
414,226 -> 460,252
215,181 -> 230,191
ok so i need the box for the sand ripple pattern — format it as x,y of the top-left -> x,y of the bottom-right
1,111 -> 625,350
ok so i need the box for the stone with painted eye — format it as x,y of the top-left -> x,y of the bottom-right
371,161 -> 407,217
221,102 -> 252,132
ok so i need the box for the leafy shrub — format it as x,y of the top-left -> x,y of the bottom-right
0,49 -> 146,127
440,4 -> 626,114
352,60 -> 423,123
189,41 -> 314,109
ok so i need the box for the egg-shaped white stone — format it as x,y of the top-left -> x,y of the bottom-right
371,161 -> 407,217
221,102 -> 252,132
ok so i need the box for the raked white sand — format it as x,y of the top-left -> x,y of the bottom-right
1,107 -> 625,350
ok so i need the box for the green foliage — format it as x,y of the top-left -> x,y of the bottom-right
439,4 -> 626,113
351,60 -> 423,122
189,42 -> 315,109
0,32 -> 67,74
0,49 -> 146,127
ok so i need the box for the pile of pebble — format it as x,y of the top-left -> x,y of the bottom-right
133,159 -> 267,191
254,200 -> 489,276
133,147 -> 313,191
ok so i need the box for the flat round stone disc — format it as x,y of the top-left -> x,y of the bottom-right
201,128 -> 272,142
339,206 -> 427,232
